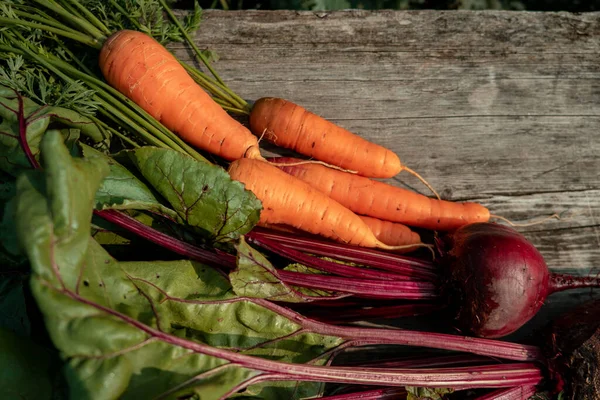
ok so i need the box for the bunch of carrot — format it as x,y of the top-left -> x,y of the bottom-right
99,30 -> 490,252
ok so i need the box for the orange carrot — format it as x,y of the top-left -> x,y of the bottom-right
98,30 -> 261,161
249,97 -> 403,179
228,158 -> 424,251
359,216 -> 421,247
271,157 -> 490,231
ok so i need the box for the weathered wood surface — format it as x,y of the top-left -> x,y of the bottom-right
171,10 -> 600,338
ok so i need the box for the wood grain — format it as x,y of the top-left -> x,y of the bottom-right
170,10 -> 600,337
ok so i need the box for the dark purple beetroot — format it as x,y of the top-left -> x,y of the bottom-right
442,223 -> 600,339
442,223 -> 550,338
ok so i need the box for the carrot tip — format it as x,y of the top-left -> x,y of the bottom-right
244,145 -> 265,161
490,211 -> 571,228
376,241 -> 436,258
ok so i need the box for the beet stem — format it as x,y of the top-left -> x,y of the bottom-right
95,211 -> 542,362
250,298 -> 543,362
95,209 -> 237,269
69,284 -> 543,389
248,228 -> 438,279
277,270 -> 439,300
549,272 -> 600,294
249,234 -> 429,281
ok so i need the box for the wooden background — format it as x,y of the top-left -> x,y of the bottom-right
170,10 -> 600,340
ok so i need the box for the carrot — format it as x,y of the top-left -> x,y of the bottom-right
249,97 -> 434,187
98,30 -> 261,161
359,216 -> 421,248
270,157 -> 490,231
228,158 -> 425,251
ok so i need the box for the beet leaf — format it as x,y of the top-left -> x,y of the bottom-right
231,237 -> 342,302
13,131 -> 346,399
80,144 -> 179,220
0,85 -> 103,177
123,146 -> 262,243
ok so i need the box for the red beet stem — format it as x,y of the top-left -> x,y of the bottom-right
474,386 -> 538,400
97,213 -> 542,361
248,234 -> 427,281
549,272 -> 600,294
98,211 -> 437,300
96,209 -> 237,269
252,298 -> 543,362
248,227 -> 437,279
15,90 -> 40,169
67,285 -> 544,390
277,270 -> 439,300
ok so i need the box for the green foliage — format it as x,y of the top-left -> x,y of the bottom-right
231,238 -> 338,302
124,147 -> 262,243
406,386 -> 454,399
80,144 -> 180,219
10,131 -> 342,399
0,85 -> 104,177
0,57 -> 100,116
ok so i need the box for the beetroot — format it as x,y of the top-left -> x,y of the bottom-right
442,223 -> 600,338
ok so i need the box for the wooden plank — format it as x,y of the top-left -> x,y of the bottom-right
171,10 -> 600,335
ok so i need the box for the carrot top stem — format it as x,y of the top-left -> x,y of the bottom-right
62,0 -> 112,36
213,98 -> 250,115
8,0 -> 244,111
0,16 -> 101,49
156,0 -> 250,110
33,0 -> 106,41
182,62 -> 249,112
87,115 -> 140,148
157,0 -> 234,92
10,8 -> 81,37
51,37 -> 96,76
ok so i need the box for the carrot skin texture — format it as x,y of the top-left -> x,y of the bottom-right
98,30 -> 261,161
228,158 -> 395,248
271,158 -> 490,231
249,97 -> 401,178
359,216 -> 421,247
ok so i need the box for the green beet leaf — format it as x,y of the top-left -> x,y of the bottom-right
80,144 -> 179,220
231,238 -> 339,303
125,147 -> 261,243
14,131 -> 342,399
406,386 -> 455,400
0,86 -> 104,177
